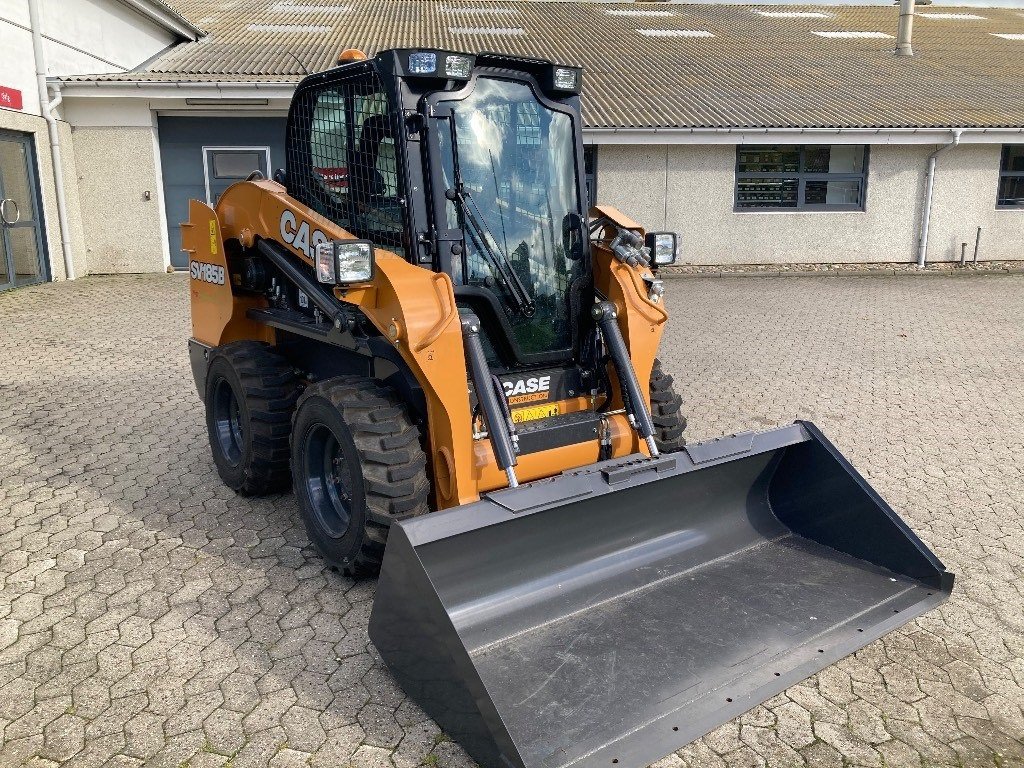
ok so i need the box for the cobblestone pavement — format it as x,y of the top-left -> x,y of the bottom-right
0,274 -> 1022,768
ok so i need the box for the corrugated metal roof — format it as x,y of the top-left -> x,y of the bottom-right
60,1 -> 1024,129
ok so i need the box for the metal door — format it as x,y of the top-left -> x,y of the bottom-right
0,131 -> 47,290
203,146 -> 271,205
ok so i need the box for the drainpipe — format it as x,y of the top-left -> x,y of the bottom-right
28,0 -> 76,280
916,129 -> 961,268
896,0 -> 915,56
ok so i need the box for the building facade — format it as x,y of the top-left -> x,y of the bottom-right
0,0 -> 199,287
2,0 -> 1023,286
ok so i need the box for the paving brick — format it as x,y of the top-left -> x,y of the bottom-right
0,274 -> 1022,767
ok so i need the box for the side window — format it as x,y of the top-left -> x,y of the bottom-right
309,92 -> 350,228
350,92 -> 405,254
287,75 -> 406,256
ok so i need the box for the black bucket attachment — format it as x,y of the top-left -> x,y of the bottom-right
369,422 -> 953,768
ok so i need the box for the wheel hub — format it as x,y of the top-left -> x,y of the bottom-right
212,377 -> 244,466
303,423 -> 353,539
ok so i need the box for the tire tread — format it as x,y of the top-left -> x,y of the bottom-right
650,358 -> 688,453
208,341 -> 300,496
293,376 -> 429,577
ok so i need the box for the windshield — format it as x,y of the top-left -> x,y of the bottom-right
436,76 -> 584,358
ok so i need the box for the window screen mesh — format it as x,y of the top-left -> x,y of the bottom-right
287,73 -> 406,255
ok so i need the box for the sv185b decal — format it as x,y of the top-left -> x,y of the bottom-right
190,260 -> 225,285
280,209 -> 329,259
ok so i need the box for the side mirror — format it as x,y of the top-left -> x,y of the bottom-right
562,212 -> 586,260
645,232 -> 678,266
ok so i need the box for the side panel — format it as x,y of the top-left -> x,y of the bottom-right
213,181 -> 485,508
182,199 -> 272,347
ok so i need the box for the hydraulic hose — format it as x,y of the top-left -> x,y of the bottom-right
461,314 -> 519,488
592,301 -> 660,458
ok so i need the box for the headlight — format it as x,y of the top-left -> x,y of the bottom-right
406,51 -> 475,80
408,51 -> 437,75
315,241 -> 336,283
315,240 -> 375,284
444,54 -> 473,79
645,232 -> 678,266
553,67 -> 579,91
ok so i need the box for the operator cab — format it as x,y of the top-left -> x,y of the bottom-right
284,49 -> 590,372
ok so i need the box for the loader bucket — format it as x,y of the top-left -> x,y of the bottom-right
369,422 -> 953,768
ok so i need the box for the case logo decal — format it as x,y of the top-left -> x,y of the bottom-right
280,209 -> 328,260
503,376 -> 552,404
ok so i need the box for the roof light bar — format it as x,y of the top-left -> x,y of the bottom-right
402,50 -> 477,80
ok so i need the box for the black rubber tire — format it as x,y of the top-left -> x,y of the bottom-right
650,358 -> 688,453
204,341 -> 300,496
290,376 -> 430,577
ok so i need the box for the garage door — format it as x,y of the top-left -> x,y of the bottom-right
158,116 -> 287,269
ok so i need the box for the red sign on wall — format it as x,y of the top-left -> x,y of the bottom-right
0,86 -> 23,111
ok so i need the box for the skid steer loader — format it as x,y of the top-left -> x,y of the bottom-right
185,48 -> 953,768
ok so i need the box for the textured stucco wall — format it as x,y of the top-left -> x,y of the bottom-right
71,125 -> 166,274
0,109 -> 88,281
924,143 -> 1023,263
595,142 -> 1023,265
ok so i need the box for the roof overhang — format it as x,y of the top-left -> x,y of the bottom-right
50,79 -> 1024,144
51,79 -> 296,101
584,127 -> 1024,145
114,0 -> 204,41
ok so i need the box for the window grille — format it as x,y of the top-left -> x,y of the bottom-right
287,73 -> 406,255
734,145 -> 868,211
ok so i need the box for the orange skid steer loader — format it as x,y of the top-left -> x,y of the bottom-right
185,48 -> 953,768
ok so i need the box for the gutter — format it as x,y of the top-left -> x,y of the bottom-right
29,0 -> 76,281
582,126 -> 1024,145
917,130 -> 962,268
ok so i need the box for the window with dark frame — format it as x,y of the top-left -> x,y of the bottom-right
997,145 -> 1024,208
735,145 -> 868,211
584,145 -> 598,209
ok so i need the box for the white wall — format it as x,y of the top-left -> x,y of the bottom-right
0,0 -> 177,117
596,142 -> 1024,265
925,144 -> 1023,262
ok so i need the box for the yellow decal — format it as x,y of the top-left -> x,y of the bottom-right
209,219 -> 219,255
511,404 -> 560,424
508,392 -> 549,406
